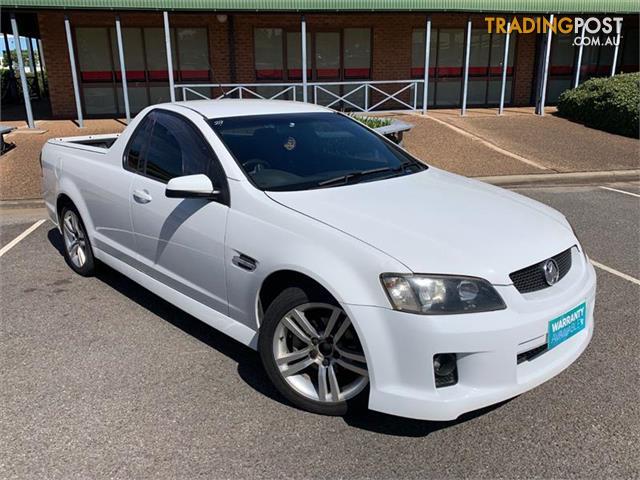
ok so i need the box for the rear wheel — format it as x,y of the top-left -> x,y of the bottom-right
60,205 -> 95,276
259,286 -> 368,415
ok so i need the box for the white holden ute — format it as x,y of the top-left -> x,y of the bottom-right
41,99 -> 596,420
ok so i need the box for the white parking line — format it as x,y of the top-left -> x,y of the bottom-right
0,219 -> 47,258
599,186 -> 640,198
591,260 -> 640,286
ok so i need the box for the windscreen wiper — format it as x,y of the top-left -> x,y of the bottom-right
317,162 -> 415,188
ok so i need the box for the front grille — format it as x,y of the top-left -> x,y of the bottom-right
509,248 -> 573,294
517,343 -> 548,364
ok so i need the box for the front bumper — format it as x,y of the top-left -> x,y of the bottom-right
345,249 -> 596,421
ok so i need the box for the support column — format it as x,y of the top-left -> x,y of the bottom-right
611,18 -> 623,76
115,15 -> 130,122
37,39 -> 46,70
536,14 -> 554,116
10,14 -> 35,129
26,37 -> 40,97
35,37 -> 47,95
26,36 -> 35,74
461,17 -> 472,116
64,15 -> 84,128
301,15 -> 308,103
498,17 -> 512,115
422,16 -> 431,115
573,20 -> 586,88
163,11 -> 176,102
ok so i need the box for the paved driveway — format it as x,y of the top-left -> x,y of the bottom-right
426,108 -> 640,173
1,183 -> 639,479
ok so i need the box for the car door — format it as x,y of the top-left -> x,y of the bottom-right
129,109 -> 230,315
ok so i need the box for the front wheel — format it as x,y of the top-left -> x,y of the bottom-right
258,286 -> 369,416
60,205 -> 95,276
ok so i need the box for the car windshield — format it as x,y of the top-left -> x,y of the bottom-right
208,112 -> 426,191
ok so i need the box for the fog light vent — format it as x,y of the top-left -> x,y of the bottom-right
433,353 -> 458,388
517,343 -> 548,364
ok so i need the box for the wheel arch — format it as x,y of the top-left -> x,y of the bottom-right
56,193 -> 75,223
257,269 -> 343,328
53,183 -> 97,245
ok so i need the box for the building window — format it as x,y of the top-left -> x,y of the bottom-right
343,28 -> 371,79
434,28 -> 464,106
254,28 -> 284,80
546,33 -> 575,104
411,27 -> 515,107
315,32 -> 341,79
110,27 -> 149,114
581,33 -> 615,79
74,26 -> 210,116
546,30 -> 621,104
411,28 -> 437,107
620,28 -> 639,73
144,27 -> 178,105
487,31 -> 516,103
410,28 -> 463,106
75,27 -> 116,115
253,27 -> 372,82
177,28 -> 211,81
286,31 -> 311,80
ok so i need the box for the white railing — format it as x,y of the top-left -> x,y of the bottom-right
175,79 -> 425,113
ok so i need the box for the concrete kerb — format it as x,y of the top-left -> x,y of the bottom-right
477,169 -> 640,187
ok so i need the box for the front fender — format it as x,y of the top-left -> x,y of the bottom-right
224,182 -> 407,333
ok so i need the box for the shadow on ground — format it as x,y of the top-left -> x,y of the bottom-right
47,227 -> 509,437
1,98 -> 53,121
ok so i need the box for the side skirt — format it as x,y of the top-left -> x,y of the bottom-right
93,246 -> 259,350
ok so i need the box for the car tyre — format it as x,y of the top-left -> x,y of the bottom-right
259,286 -> 369,416
60,204 -> 96,276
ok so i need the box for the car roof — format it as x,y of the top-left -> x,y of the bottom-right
172,99 -> 333,119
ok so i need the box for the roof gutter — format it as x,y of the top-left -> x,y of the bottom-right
0,0 -> 638,14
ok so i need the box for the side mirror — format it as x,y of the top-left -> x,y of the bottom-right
165,174 -> 219,199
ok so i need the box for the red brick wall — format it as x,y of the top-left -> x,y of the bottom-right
39,10 -> 541,117
38,12 -> 75,118
513,32 -> 538,106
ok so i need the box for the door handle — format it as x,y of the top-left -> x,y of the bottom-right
133,189 -> 152,204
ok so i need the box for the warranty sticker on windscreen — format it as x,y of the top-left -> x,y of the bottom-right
547,302 -> 586,349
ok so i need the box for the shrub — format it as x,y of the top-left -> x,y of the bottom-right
348,114 -> 393,129
556,72 -> 639,138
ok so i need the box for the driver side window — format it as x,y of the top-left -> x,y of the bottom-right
144,110 -> 215,183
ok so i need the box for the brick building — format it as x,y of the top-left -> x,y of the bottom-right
1,0 -> 638,120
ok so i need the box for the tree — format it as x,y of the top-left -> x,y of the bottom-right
1,50 -> 40,70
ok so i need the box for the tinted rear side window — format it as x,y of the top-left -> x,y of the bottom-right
125,116 -> 151,172
145,111 -> 213,183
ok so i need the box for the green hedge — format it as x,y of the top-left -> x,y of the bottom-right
348,113 -> 392,129
556,73 -> 639,138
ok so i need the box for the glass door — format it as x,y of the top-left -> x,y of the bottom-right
435,28 -> 465,106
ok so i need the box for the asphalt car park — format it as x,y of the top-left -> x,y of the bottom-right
1,182 -> 638,479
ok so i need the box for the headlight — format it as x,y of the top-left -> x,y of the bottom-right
380,274 -> 506,315
569,223 -> 587,259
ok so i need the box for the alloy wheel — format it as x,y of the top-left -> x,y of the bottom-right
62,210 -> 87,268
272,302 -> 368,403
